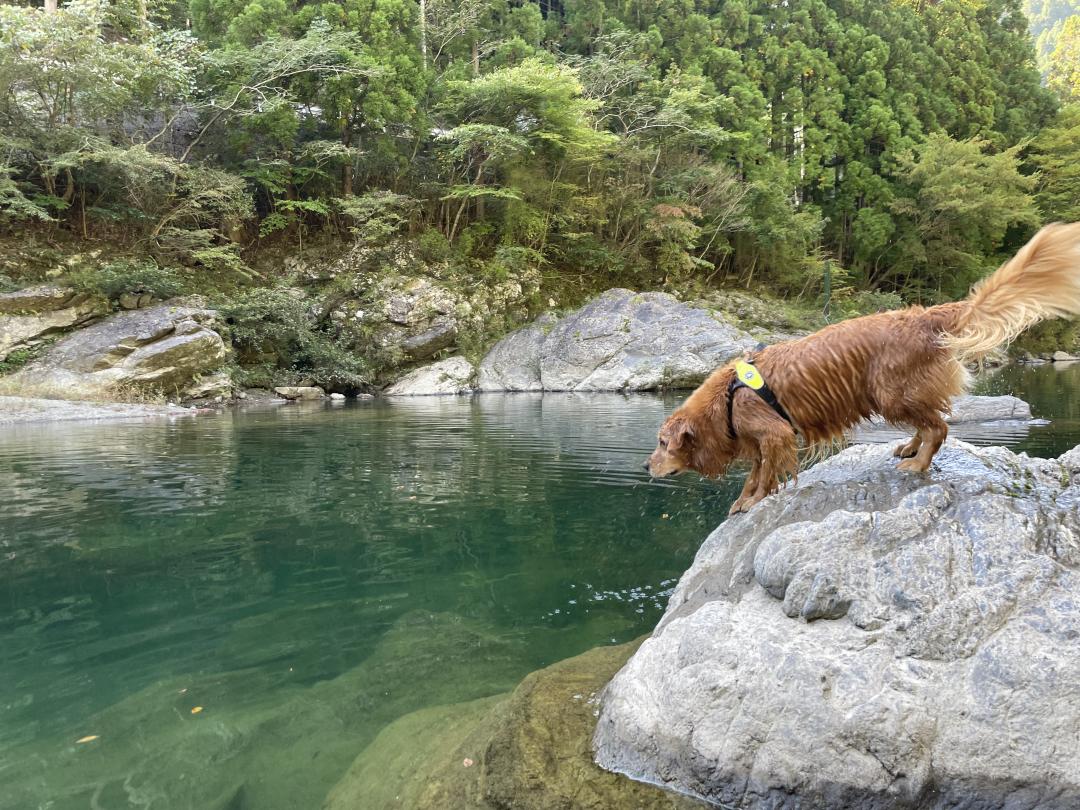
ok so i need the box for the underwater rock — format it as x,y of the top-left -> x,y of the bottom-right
2,611 -> 526,810
325,640 -> 704,810
384,356 -> 475,396
594,440 -> 1080,809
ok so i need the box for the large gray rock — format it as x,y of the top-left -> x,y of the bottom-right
594,440 -> 1080,809
947,393 -> 1032,422
476,314 -> 557,392
0,286 -> 107,361
9,303 -> 226,396
385,356 -> 475,396
480,290 -> 756,392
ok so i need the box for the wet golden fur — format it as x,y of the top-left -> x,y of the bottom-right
647,223 -> 1080,514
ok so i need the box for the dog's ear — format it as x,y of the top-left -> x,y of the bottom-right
667,417 -> 695,450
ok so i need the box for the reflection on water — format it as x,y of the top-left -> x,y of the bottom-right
0,366 -> 1077,809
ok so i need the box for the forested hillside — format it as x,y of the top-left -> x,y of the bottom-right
0,0 -> 1077,347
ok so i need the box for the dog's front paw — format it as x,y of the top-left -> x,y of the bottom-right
728,499 -> 746,515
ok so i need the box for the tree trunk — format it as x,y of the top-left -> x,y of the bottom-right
419,0 -> 427,68
44,0 -> 57,12
341,122 -> 353,197
472,38 -> 479,77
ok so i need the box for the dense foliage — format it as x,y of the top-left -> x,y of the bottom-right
0,0 -> 1075,308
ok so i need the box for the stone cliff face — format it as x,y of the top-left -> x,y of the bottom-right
8,302 -> 226,396
594,440 -> 1080,809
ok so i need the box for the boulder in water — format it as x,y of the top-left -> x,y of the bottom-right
274,385 -> 326,400
594,440 -> 1080,809
946,393 -> 1032,422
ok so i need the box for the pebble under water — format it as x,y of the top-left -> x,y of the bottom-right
1,363 -> 1078,808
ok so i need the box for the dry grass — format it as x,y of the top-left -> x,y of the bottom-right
0,376 -> 168,404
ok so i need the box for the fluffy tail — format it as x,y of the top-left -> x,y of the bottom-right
946,222 -> 1080,360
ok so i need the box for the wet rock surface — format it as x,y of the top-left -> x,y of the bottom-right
594,440 -> 1080,809
8,302 -> 226,395
0,395 -> 195,424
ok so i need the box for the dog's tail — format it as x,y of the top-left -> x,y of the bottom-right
943,222 -> 1080,361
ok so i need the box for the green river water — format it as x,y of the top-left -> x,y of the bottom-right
1,363 -> 1078,808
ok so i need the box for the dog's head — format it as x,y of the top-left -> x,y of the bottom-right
645,413 -> 697,478
645,368 -> 739,479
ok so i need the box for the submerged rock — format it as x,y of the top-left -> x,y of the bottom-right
594,440 -> 1080,809
325,640 -> 703,810
3,611 -> 526,810
385,356 -> 475,396
479,289 -> 756,392
8,302 -> 226,396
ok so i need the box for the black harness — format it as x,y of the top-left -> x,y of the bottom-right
726,354 -> 794,440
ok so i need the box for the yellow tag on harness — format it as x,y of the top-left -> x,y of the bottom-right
734,360 -> 765,390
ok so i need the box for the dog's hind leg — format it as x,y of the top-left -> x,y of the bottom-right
892,431 -> 923,459
895,415 -> 948,473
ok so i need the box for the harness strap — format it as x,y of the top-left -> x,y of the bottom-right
726,357 -> 794,440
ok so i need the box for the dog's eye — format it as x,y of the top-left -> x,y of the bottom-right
659,439 -> 668,449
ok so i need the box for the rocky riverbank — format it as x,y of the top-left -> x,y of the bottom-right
0,281 -> 1063,426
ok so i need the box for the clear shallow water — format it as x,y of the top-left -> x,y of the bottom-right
1,365 -> 1078,809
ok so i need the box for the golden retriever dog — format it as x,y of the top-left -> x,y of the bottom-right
646,223 -> 1080,514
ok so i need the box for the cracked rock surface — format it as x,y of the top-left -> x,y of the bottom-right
594,440 -> 1080,809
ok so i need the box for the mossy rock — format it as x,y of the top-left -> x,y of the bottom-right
324,639 -> 704,810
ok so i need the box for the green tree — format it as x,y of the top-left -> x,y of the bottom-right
1031,103 -> 1080,221
890,133 -> 1039,297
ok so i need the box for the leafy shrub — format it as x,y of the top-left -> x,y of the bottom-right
219,287 -> 368,388
417,228 -> 451,263
69,260 -> 186,302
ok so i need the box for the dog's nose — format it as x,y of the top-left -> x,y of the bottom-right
642,460 -> 650,471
